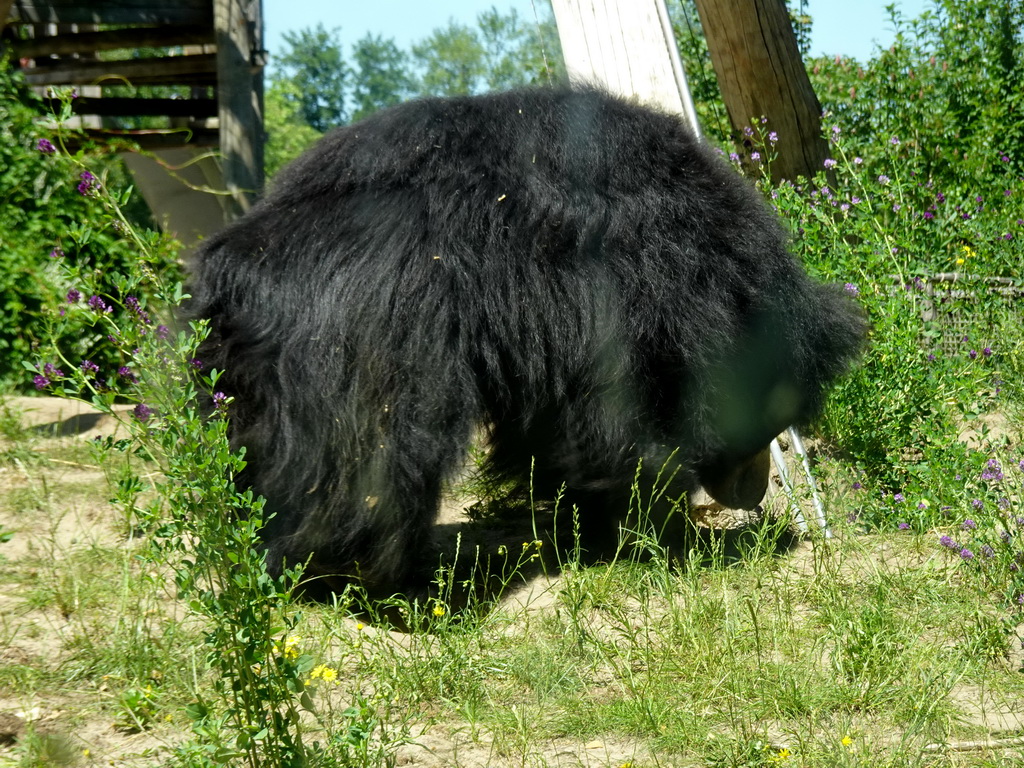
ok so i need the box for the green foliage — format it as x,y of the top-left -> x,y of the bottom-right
350,34 -> 414,122
25,91 -> 346,768
411,21 -> 488,97
807,0 -> 1024,236
273,23 -> 349,132
264,78 -> 323,180
0,62 -> 177,392
264,8 -> 566,175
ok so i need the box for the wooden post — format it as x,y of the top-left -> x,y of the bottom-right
214,0 -> 264,217
0,0 -> 15,37
693,0 -> 828,182
549,0 -> 701,137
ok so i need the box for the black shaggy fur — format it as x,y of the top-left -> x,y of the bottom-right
185,86 -> 864,595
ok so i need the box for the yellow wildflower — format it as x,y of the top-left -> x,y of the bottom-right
432,603 -> 447,618
307,664 -> 339,684
841,735 -> 854,753
273,634 -> 302,660
768,747 -> 791,763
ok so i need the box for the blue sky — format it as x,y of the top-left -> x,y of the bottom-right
263,1 -> 933,66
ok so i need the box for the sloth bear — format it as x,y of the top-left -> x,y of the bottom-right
185,86 -> 864,595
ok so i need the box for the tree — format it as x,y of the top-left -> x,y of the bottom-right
478,8 -> 563,90
350,34 -> 413,123
273,24 -> 349,132
411,22 -> 487,96
263,78 -> 323,180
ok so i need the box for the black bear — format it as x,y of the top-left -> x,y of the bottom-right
185,86 -> 864,595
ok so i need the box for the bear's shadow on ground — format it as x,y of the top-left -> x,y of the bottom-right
340,495 -> 804,627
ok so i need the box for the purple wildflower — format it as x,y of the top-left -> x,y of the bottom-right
212,391 -> 228,409
156,325 -> 170,339
877,175 -> 890,184
33,375 -> 50,390
972,499 -> 983,510
981,545 -> 994,558
66,289 -> 81,303
80,360 -> 99,374
983,347 -> 992,357
939,535 -> 957,549
768,131 -> 778,144
823,158 -> 837,169
982,459 -> 1003,481
894,493 -> 905,503
750,151 -> 761,162
959,548 -> 974,560
49,248 -> 64,259
133,403 -> 153,422
77,171 -> 97,196
843,283 -> 859,297
962,519 -> 977,530
853,157 -> 863,165
969,349 -> 978,360
898,522 -> 911,530
852,481 -> 863,490
43,363 -> 63,378
923,211 -> 935,220
190,358 -> 204,370
890,136 -> 900,146
87,295 -> 109,313
37,138 -> 56,154
729,152 -> 740,163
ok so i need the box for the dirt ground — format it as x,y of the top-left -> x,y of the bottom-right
4,397 -> 1022,766
0,396 -> 657,766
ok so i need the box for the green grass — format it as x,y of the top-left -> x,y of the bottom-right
2,409 -> 1024,767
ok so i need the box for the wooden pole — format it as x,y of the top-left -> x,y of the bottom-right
214,0 -> 264,217
549,0 -> 701,137
693,0 -> 828,182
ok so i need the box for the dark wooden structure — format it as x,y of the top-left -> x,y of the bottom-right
0,0 -> 265,242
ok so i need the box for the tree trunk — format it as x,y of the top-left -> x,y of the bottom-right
693,0 -> 827,183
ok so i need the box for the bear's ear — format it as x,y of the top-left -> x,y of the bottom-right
696,446 -> 771,510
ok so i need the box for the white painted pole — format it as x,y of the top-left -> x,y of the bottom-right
549,0 -> 701,138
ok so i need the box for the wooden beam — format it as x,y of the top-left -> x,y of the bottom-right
214,0 -> 264,217
11,24 -> 215,58
7,1 -> 211,26
69,126 -> 220,150
22,52 -> 217,86
46,95 -> 218,118
549,0 -> 701,136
